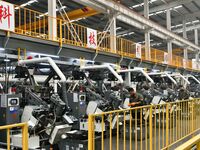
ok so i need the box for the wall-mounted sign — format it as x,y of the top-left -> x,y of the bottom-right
87,28 -> 97,49
0,1 -> 15,32
135,43 -> 142,59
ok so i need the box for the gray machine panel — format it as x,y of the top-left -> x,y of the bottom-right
67,92 -> 87,118
0,94 -> 21,144
67,93 -> 87,129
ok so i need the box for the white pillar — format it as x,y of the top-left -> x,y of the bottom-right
194,29 -> 199,69
183,20 -> 187,39
182,20 -> 188,61
184,49 -> 188,60
110,15 -> 117,52
125,66 -> 131,86
144,0 -> 149,19
196,52 -> 200,69
48,0 -> 57,41
196,52 -> 199,61
145,32 -> 151,60
144,0 -> 151,60
166,9 -> 172,63
195,29 -> 199,45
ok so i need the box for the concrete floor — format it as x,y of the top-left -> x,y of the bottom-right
94,116 -> 200,150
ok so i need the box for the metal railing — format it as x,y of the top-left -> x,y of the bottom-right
88,99 -> 200,150
174,134 -> 200,150
2,4 -> 196,71
0,122 -> 28,150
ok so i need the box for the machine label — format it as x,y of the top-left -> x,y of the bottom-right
73,93 -> 78,102
0,1 -> 15,32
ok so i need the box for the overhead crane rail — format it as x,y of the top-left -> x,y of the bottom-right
3,3 -> 197,71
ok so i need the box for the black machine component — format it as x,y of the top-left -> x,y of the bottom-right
72,70 -> 85,80
24,88 -> 49,107
15,66 -> 29,78
50,94 -> 66,117
0,94 -> 21,143
88,70 -> 107,81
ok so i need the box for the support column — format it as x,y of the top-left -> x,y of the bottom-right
195,52 -> 199,63
145,32 -> 151,60
144,0 -> 151,60
110,15 -> 117,52
166,9 -> 172,64
183,20 -> 188,64
183,20 -> 187,39
195,29 -> 199,45
184,49 -> 188,60
194,29 -> 199,69
125,66 -> 131,86
48,0 -> 57,41
195,52 -> 200,69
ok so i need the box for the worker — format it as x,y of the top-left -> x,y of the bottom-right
127,87 -> 145,107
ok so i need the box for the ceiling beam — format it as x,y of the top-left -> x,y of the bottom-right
151,11 -> 200,29
18,7 -> 98,30
170,11 -> 200,24
74,0 -> 200,51
173,23 -> 200,33
117,29 -> 133,36
147,0 -> 194,14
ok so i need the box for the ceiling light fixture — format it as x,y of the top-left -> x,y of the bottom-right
149,5 -> 182,17
15,0 -> 38,10
38,6 -> 67,17
130,0 -> 158,9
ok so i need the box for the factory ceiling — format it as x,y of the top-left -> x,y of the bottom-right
4,0 -> 200,54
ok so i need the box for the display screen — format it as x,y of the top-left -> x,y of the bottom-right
9,98 -> 18,105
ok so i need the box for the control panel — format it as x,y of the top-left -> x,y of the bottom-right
0,94 -> 21,143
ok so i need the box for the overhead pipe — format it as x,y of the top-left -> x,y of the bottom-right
18,57 -> 69,108
18,57 -> 66,82
80,64 -> 124,83
117,68 -> 155,84
148,72 -> 177,85
186,75 -> 200,84
170,73 -> 190,85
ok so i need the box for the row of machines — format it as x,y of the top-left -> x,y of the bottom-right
0,57 -> 199,149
